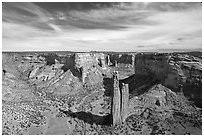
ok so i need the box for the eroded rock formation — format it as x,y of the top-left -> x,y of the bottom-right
121,83 -> 129,123
74,53 -> 109,84
112,71 -> 129,126
112,71 -> 121,126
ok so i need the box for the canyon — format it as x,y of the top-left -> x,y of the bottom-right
2,51 -> 202,135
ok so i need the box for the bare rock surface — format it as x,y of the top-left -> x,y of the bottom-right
2,52 -> 202,135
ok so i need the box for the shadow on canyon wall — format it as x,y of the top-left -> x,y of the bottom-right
109,54 -> 132,66
44,53 -> 83,80
103,73 -> 160,99
103,78 -> 114,97
121,73 -> 160,98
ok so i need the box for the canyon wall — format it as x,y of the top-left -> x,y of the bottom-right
109,53 -> 134,66
74,53 -> 110,85
2,52 -> 112,96
134,53 -> 169,80
134,53 -> 202,107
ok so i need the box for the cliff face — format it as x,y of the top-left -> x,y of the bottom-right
134,53 -> 202,107
109,54 -> 134,66
2,52 -> 111,94
75,53 -> 107,68
134,53 -> 169,80
74,53 -> 108,84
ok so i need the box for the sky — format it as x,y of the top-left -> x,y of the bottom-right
2,2 -> 202,52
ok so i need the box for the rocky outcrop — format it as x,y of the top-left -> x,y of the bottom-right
112,71 -> 121,126
127,84 -> 202,135
74,53 -> 110,85
112,71 -> 129,126
131,54 -> 135,66
121,83 -> 129,123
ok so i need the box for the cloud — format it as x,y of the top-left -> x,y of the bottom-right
2,2 -> 202,52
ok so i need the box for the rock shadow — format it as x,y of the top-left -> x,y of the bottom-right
43,53 -> 82,80
59,109 -> 112,126
183,81 -> 202,108
109,54 -> 132,65
121,73 -> 160,98
103,72 -> 160,98
103,78 -> 114,97
60,54 -> 83,79
44,53 -> 59,66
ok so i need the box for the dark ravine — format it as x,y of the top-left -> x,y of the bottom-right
2,51 -> 202,135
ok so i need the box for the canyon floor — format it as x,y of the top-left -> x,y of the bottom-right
2,51 -> 202,135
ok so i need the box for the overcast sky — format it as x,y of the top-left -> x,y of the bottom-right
2,2 -> 202,52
